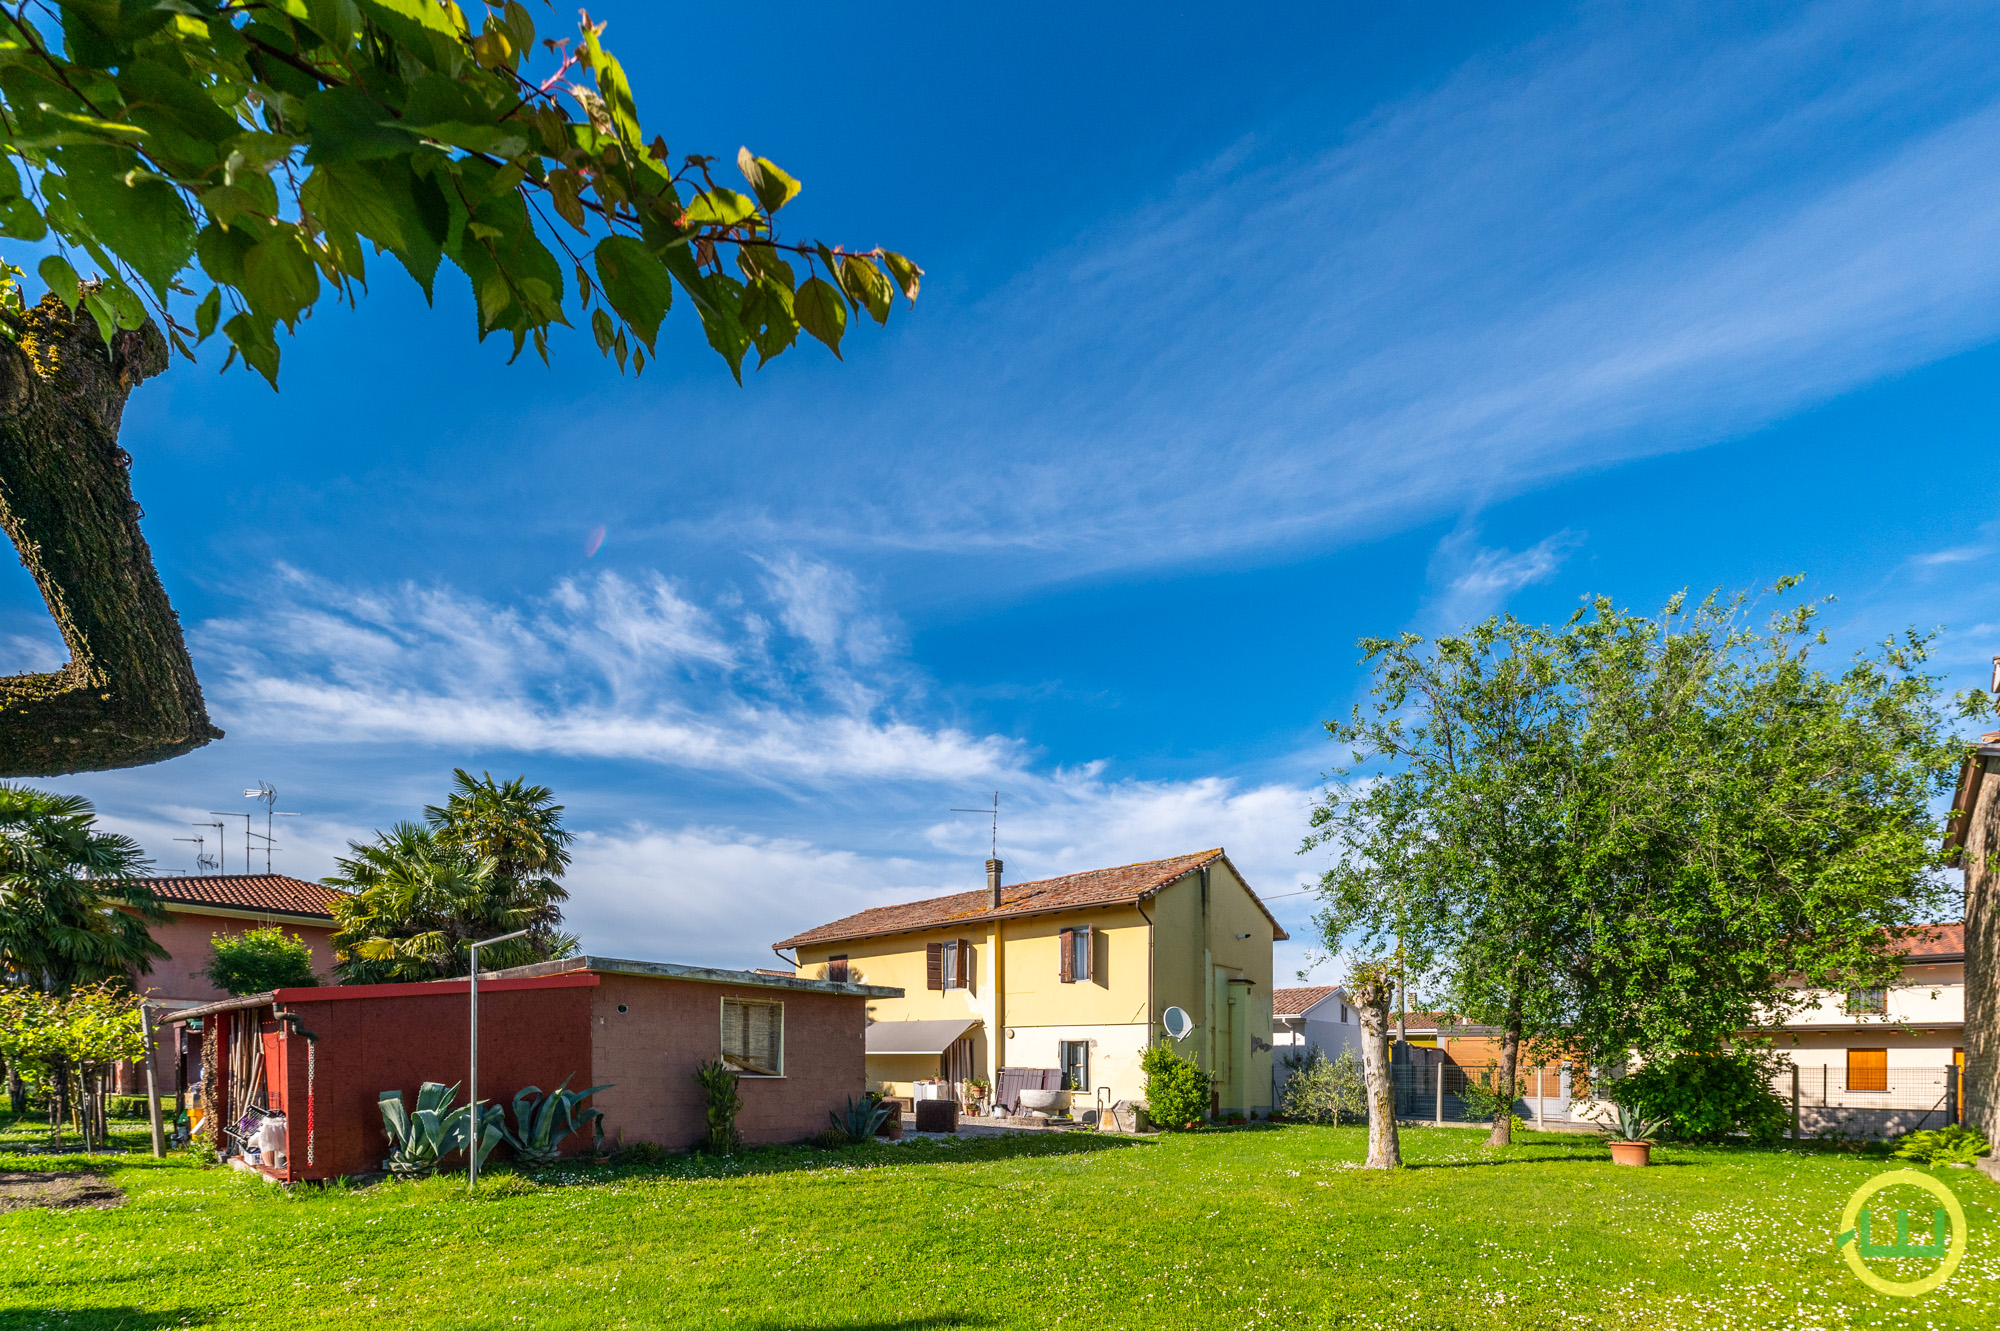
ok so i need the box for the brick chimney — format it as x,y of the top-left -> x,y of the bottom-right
986,858 -> 1003,910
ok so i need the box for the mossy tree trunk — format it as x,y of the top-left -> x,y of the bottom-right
0,293 -> 220,776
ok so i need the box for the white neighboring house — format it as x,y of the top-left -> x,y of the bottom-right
1765,923 -> 1964,1139
1272,985 -> 1365,1102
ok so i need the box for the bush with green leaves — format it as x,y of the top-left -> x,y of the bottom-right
199,926 -> 320,995
1604,1048 -> 1788,1145
1141,1040 -> 1212,1130
1279,1047 -> 1367,1125
1457,1064 -> 1523,1133
693,1058 -> 743,1155
1892,1124 -> 1990,1168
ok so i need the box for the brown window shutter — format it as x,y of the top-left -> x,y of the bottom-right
927,942 -> 943,990
829,955 -> 848,983
1059,928 -> 1075,983
956,939 -> 971,988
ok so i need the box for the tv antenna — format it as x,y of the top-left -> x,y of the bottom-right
243,782 -> 300,874
207,811 -> 253,873
173,832 -> 219,873
950,791 -> 1001,860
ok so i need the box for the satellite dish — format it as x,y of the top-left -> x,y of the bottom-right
1161,1006 -> 1193,1041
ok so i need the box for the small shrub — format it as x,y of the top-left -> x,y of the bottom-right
1280,1048 -> 1367,1124
1893,1124 -> 1990,1168
693,1059 -> 743,1154
1141,1040 -> 1212,1131
1458,1064 -> 1521,1128
613,1140 -> 671,1166
1608,1048 -> 1788,1145
812,1127 -> 852,1150
201,927 -> 320,996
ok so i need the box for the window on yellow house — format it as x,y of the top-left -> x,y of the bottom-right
1059,926 -> 1093,983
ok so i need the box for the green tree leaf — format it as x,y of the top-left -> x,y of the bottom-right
591,236 -> 673,352
37,255 -> 81,311
736,147 -> 801,214
838,254 -> 892,326
794,275 -> 846,358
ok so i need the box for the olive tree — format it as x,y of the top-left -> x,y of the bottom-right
0,2 -> 919,774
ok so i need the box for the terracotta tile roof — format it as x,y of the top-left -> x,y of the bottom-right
1392,1011 -> 1460,1031
133,874 -> 348,920
775,849 -> 1288,948
1273,985 -> 1340,1016
1888,922 -> 1963,959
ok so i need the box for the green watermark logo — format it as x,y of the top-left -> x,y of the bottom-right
1834,1169 -> 1967,1297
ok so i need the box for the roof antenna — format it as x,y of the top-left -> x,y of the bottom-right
951,791 -> 1000,861
243,781 -> 301,874
173,829 -> 219,874
207,811 -> 252,873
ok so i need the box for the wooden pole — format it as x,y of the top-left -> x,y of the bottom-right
140,1002 -> 165,1159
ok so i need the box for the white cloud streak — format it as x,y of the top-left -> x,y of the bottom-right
657,5 -> 2000,583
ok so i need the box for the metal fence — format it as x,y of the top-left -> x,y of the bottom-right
1770,1062 -> 1958,1141
1390,1063 -> 1580,1127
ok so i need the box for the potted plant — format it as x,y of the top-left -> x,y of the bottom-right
1589,1101 -> 1665,1166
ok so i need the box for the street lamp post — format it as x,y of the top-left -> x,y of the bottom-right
467,928 -> 531,1192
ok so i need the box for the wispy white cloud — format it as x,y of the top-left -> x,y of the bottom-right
200,566 -> 1014,785
647,4 -> 2000,584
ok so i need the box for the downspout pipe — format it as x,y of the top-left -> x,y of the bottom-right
770,945 -> 798,972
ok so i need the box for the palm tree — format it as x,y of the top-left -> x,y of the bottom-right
425,769 -> 573,952
0,784 -> 161,993
326,772 -> 578,983
0,784 -> 159,1118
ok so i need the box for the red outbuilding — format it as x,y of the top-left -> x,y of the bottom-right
165,955 -> 902,1182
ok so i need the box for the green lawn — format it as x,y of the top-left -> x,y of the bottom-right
2,1114 -> 1997,1330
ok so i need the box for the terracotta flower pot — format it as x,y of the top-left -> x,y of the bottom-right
1608,1139 -> 1651,1167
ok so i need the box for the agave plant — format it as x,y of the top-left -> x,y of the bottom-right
831,1094 -> 893,1144
506,1076 -> 612,1168
1589,1100 -> 1666,1144
380,1082 -> 508,1176
379,1082 -> 464,1176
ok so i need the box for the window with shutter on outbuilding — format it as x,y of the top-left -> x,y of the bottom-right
721,997 -> 784,1076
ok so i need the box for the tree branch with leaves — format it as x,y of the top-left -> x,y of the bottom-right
0,1 -> 920,775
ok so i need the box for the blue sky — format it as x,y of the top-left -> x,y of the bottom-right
9,1 -> 2000,981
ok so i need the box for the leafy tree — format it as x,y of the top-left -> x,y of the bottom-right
1308,584 -> 1958,1144
327,769 -> 578,981
1277,1045 -> 1366,1125
0,783 -> 161,992
0,2 -> 919,777
1308,615 -> 1591,1146
0,979 -> 145,1150
199,925 -> 320,994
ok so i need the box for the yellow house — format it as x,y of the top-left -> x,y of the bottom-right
772,849 -> 1286,1117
